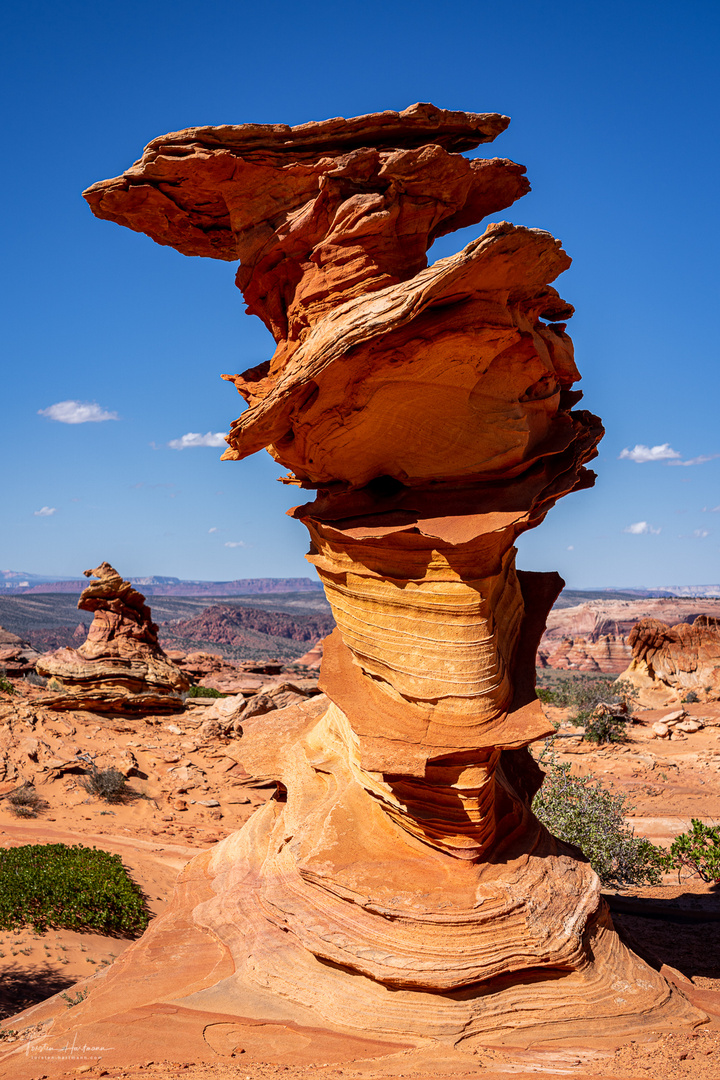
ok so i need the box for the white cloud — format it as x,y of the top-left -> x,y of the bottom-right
33,506 -> 57,517
668,453 -> 720,467
38,400 -> 119,424
567,545 -> 574,551
167,431 -> 227,450
619,443 -> 681,463
224,540 -> 247,548
208,527 -> 218,534
703,505 -> 720,513
624,521 -> 661,535
693,529 -> 710,539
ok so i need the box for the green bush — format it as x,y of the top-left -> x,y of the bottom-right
682,690 -> 700,704
533,755 -> 667,888
583,711 -> 629,744
539,675 -> 635,712
666,819 -> 720,883
0,672 -> 14,694
0,843 -> 149,936
536,676 -> 635,744
187,685 -> 225,698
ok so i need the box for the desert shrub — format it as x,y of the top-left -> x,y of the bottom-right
533,755 -> 666,887
6,785 -> 45,818
537,676 -> 635,743
187,685 -> 225,698
23,672 -> 48,688
541,675 -> 634,712
80,765 -> 136,803
0,670 -> 14,694
682,690 -> 700,704
61,989 -> 88,1007
0,843 -> 149,936
583,711 -> 629,744
666,819 -> 720,883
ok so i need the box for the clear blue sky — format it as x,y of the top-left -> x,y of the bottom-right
2,0 -> 719,587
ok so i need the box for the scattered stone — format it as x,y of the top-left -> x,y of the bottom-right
677,719 -> 703,733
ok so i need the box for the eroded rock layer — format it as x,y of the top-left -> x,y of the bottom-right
76,104 -> 701,1046
620,614 -> 720,706
36,562 -> 189,712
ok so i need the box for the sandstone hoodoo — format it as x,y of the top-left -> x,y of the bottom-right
36,102 -> 700,1061
36,562 -> 189,712
621,614 -> 720,706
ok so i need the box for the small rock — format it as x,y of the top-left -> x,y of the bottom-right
199,719 -> 230,739
676,719 -> 703,733
172,799 -> 187,811
660,709 -> 686,726
241,693 -> 277,719
651,722 -> 670,738
165,724 -> 182,734
198,799 -> 220,807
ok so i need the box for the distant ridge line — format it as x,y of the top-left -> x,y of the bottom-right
1,576 -> 323,596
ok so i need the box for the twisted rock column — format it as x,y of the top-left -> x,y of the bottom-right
82,103 -> 701,1043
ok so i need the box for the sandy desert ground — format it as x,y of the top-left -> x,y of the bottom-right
0,683 -> 719,1080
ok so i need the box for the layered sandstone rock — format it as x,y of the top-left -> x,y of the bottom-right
538,633 -> 632,672
0,628 -> 40,678
538,598 -> 720,674
69,104 -> 702,1054
36,563 -> 189,712
620,614 -> 720,706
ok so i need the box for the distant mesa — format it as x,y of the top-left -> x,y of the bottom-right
36,561 -> 189,713
1,571 -> 323,596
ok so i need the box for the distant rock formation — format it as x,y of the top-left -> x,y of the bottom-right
158,603 -> 335,658
36,563 -> 189,712
294,638 -> 325,668
620,614 -> 720,705
0,627 -> 39,677
69,103 -> 700,1058
538,597 -> 720,673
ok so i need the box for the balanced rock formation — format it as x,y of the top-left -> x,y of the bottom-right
620,614 -> 720,706
36,563 -> 189,712
40,102 -> 702,1060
